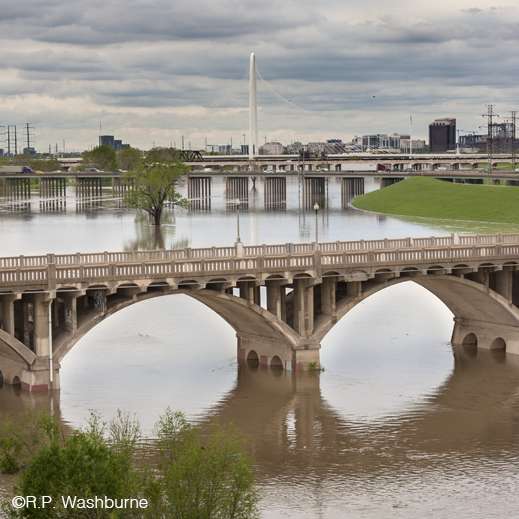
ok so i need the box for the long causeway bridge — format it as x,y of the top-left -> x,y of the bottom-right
2,232 -> 519,391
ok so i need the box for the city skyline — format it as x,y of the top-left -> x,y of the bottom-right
1,0 -> 518,152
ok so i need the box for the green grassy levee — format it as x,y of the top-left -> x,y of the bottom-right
352,176 -> 519,224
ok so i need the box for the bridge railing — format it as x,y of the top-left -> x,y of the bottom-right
4,240 -> 519,288
3,233 -> 519,274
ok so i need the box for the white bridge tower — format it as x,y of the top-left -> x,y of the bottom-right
249,53 -> 259,160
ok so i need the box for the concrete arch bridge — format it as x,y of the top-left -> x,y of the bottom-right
2,232 -> 519,391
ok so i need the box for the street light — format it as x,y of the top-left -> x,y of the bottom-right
236,198 -> 241,243
314,203 -> 319,245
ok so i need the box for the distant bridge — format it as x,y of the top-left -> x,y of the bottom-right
2,168 -> 519,206
2,232 -> 519,391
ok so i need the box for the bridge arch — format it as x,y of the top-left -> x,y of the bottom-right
314,274 -> 519,353
48,285 -> 301,374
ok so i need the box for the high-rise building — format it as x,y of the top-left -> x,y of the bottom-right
99,135 -> 130,151
99,135 -> 115,148
429,118 -> 456,152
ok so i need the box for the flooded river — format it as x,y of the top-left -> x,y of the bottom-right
1,176 -> 519,518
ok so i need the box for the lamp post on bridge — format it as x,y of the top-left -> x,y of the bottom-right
314,202 -> 319,248
235,198 -> 243,256
236,198 -> 241,242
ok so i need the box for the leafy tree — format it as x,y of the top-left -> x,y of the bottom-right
12,154 -> 33,166
0,409 -> 59,474
123,147 -> 189,225
30,158 -> 61,172
83,145 -> 118,171
117,147 -> 142,171
143,409 -> 259,519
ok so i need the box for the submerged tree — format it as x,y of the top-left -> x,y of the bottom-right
123,147 -> 189,226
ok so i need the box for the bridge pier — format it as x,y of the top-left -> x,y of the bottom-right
452,318 -> 519,355
0,290 -> 57,391
341,177 -> 364,205
3,178 -> 31,199
380,177 -> 404,188
112,177 -> 133,198
304,177 -> 326,208
39,177 -> 67,198
264,177 -> 286,208
76,177 -> 103,198
237,333 -> 320,372
188,177 -> 211,210
226,177 -> 249,201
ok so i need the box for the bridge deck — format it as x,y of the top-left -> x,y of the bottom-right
1,232 -> 518,291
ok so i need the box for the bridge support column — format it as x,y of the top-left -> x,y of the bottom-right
62,292 -> 82,333
238,281 -> 261,305
31,293 -> 54,358
12,293 -> 59,391
495,270 -> 512,302
266,280 -> 287,322
1,294 -> 20,336
293,278 -> 316,338
321,277 -> 337,323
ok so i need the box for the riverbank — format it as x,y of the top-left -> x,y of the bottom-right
352,176 -> 519,224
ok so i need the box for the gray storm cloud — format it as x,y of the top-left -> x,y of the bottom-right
0,0 -> 517,151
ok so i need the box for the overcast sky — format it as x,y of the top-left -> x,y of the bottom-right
1,0 -> 518,152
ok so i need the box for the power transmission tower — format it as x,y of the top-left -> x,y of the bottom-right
509,111 -> 517,170
7,125 -> 18,157
25,123 -> 35,154
0,124 -> 5,156
482,105 -> 499,181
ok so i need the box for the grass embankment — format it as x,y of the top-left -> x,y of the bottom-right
352,176 -> 519,224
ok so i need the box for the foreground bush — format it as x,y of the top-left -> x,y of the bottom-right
0,409 -> 259,519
